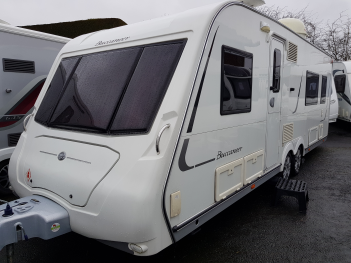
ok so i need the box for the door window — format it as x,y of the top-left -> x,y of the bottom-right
271,49 -> 281,93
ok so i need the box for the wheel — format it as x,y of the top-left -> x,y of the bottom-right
292,147 -> 302,176
281,152 -> 292,180
0,160 -> 12,195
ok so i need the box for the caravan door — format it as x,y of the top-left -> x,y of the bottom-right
265,38 -> 284,170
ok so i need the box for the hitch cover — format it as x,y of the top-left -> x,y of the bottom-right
0,195 -> 71,250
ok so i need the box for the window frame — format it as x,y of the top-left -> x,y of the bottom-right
320,75 -> 327,104
220,45 -> 253,116
305,70 -> 320,106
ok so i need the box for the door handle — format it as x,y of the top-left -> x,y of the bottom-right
156,124 -> 170,155
331,100 -> 336,104
290,88 -> 295,92
6,89 -> 12,93
269,97 -> 275,107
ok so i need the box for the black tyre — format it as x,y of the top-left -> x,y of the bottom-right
0,160 -> 12,195
291,147 -> 302,176
281,152 -> 292,180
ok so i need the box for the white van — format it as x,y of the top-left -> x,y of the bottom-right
0,20 -> 69,194
8,1 -> 332,256
332,61 -> 351,121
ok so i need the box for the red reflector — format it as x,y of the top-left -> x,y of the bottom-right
251,184 -> 255,189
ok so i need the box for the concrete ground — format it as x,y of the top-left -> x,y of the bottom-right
1,121 -> 351,263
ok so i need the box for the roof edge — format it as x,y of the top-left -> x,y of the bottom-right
0,23 -> 70,43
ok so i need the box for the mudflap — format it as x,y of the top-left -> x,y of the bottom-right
0,195 -> 71,251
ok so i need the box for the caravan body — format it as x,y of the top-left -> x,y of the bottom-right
332,61 -> 351,122
0,21 -> 69,193
9,1 -> 332,256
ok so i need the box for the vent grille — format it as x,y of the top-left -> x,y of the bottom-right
8,133 -> 21,147
287,42 -> 298,63
282,123 -> 294,145
3,58 -> 35,73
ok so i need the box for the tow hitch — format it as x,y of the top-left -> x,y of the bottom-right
0,196 -> 71,261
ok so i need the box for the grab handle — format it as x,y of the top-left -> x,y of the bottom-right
156,124 -> 170,155
23,113 -> 33,131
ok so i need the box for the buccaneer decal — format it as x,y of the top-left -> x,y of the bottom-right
178,138 -> 242,172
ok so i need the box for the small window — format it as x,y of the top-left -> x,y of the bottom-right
334,75 -> 346,93
305,71 -> 319,106
271,49 -> 281,93
320,76 -> 327,104
221,46 -> 253,115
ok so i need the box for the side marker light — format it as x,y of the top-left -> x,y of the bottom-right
251,184 -> 255,189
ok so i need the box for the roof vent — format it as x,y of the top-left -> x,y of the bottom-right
3,58 -> 35,73
286,41 -> 298,63
278,18 -> 307,39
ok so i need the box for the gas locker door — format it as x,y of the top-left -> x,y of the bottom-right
265,38 -> 284,169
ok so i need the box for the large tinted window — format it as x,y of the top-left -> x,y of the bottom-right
334,75 -> 346,93
35,40 -> 186,134
305,71 -> 319,106
110,43 -> 185,134
271,49 -> 281,93
50,48 -> 142,131
221,46 -> 253,115
320,76 -> 327,104
35,58 -> 80,125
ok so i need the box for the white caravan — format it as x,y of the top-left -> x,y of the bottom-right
0,20 -> 69,194
332,61 -> 351,122
8,1 -> 332,256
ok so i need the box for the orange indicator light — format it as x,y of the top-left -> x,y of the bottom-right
251,184 -> 255,189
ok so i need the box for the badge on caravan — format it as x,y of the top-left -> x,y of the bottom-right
51,223 -> 60,232
26,169 -> 32,187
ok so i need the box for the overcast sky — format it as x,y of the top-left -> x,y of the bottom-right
0,0 -> 350,26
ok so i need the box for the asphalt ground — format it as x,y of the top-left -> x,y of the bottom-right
1,121 -> 351,263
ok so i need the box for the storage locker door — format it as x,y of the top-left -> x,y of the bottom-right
244,150 -> 264,185
215,158 -> 244,202
309,126 -> 319,145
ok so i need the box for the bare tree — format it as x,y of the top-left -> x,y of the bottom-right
320,14 -> 351,61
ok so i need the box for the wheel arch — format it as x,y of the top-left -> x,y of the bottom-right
280,136 -> 305,172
